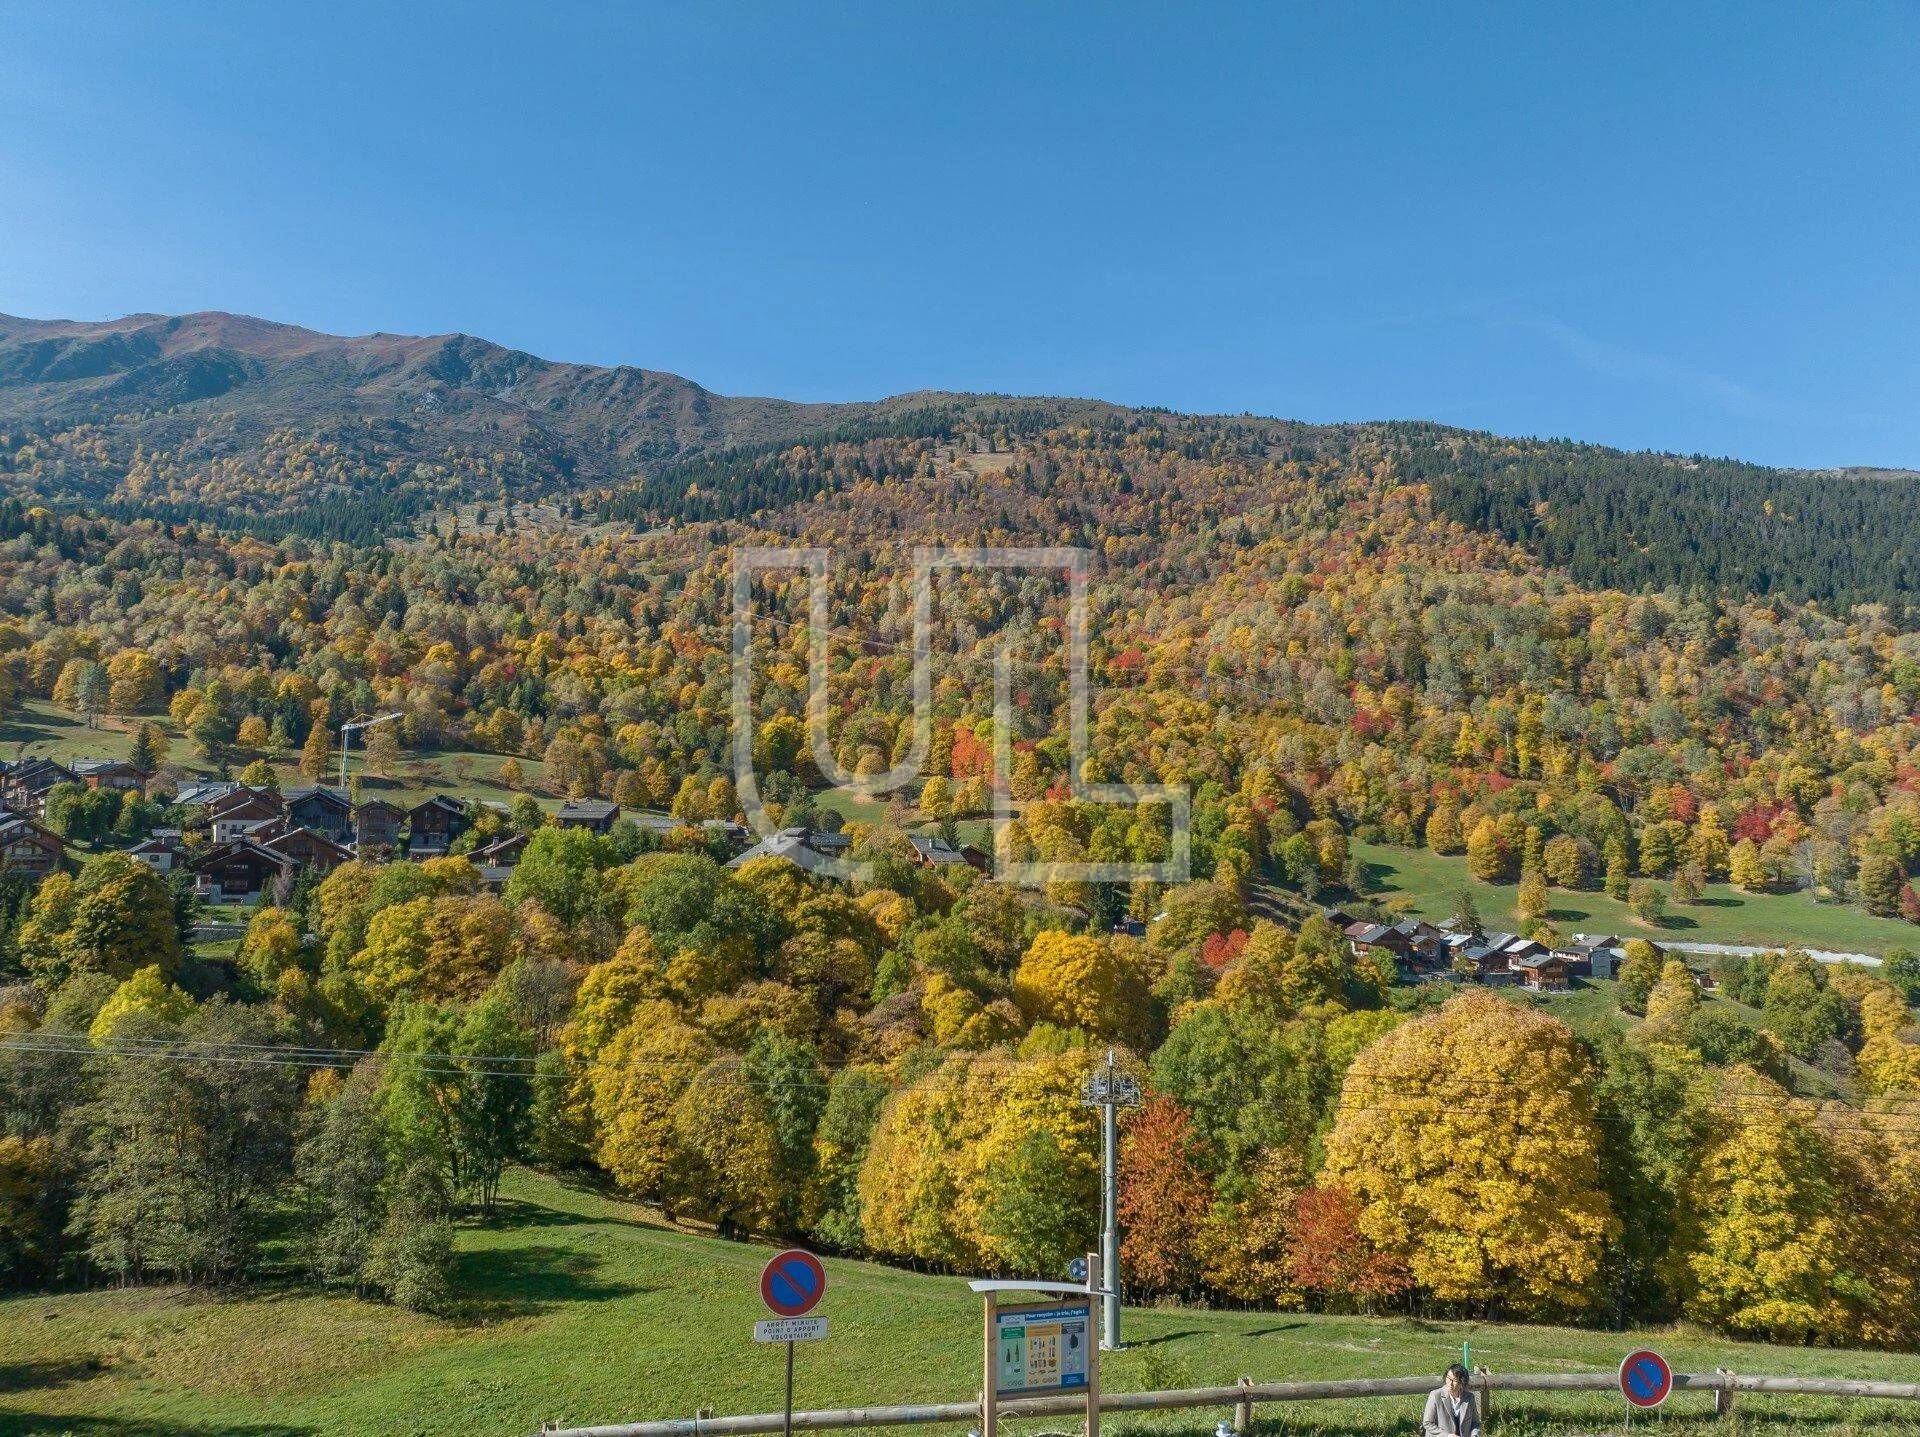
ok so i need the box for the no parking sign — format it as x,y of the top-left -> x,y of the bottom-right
761,1248 -> 827,1318
1620,1349 -> 1674,1409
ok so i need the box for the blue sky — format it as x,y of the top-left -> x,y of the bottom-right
2,2 -> 1916,469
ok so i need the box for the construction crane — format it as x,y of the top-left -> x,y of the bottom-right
337,712 -> 403,792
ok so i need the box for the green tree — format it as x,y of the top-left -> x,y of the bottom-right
1617,938 -> 1664,1014
295,1064 -> 389,1292
19,854 -> 183,989
71,1004 -> 301,1285
1859,851 -> 1906,918
504,827 -> 616,930
812,1065 -> 891,1250
128,721 -> 169,777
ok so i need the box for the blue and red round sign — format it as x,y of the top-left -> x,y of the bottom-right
1619,1349 -> 1674,1409
761,1249 -> 827,1318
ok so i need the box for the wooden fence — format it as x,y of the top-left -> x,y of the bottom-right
539,1370 -> 1920,1437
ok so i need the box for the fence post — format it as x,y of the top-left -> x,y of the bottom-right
1473,1367 -> 1492,1424
1233,1375 -> 1253,1435
1715,1369 -> 1735,1418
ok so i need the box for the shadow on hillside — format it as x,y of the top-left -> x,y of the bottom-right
1358,861 -> 1403,890
484,1194 -> 672,1235
0,1357 -> 106,1395
447,1241 -> 645,1322
1546,905 -> 1595,924
1237,1323 -> 1307,1339
0,1420 -> 314,1437
1126,1330 -> 1205,1349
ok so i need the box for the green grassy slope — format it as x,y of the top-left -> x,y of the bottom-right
0,700 -> 552,814
1356,841 -> 1920,957
6,1171 -> 1920,1437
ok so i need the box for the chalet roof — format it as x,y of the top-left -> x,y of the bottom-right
353,798 -> 405,816
471,832 -> 528,861
285,785 -> 351,809
129,835 -> 182,854
0,814 -> 61,849
909,834 -> 971,865
409,794 -> 468,819
1350,923 -> 1395,944
188,837 -> 296,872
1512,951 -> 1564,971
9,757 -> 77,791
263,825 -> 353,864
727,828 -> 847,874
206,785 -> 283,815
558,798 -> 620,822
72,757 -> 137,776
172,780 -> 238,808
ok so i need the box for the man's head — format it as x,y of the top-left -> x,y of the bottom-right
1445,1364 -> 1469,1396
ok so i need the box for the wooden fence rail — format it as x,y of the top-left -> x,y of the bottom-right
538,1370 -> 1920,1437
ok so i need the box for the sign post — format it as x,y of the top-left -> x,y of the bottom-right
972,1274 -> 1102,1437
759,1250 -> 828,1437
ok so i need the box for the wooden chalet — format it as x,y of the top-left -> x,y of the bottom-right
1513,950 -> 1574,992
206,786 -> 286,843
259,821 -> 353,875
908,833 -> 985,870
1344,921 -> 1410,964
468,831 -> 530,890
129,832 -> 183,874
0,812 -> 64,878
189,838 -> 296,901
407,795 -> 470,855
0,758 -> 79,817
285,786 -> 353,845
72,758 -> 143,793
352,799 -> 405,854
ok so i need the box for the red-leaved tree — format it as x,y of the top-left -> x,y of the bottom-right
1118,1096 -> 1213,1296
1284,1184 -> 1410,1312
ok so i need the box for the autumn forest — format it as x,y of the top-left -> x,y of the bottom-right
1,311 -> 1919,1348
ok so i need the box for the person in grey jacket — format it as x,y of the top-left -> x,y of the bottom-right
1421,1364 -> 1482,1437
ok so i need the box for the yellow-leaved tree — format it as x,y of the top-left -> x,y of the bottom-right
1856,983 -> 1920,1095
1011,931 -> 1148,1041
89,965 -> 193,1043
1321,990 -> 1615,1314
859,1049 -> 1106,1273
588,1003 -> 712,1212
1671,1069 -> 1857,1342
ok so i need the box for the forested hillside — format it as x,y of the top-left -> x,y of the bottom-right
5,312 -> 1920,613
4,311 -> 1920,1351
1408,429 -> 1920,611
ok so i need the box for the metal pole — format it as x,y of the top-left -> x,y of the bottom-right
1084,1295 -> 1100,1437
784,1341 -> 795,1437
1100,1049 -> 1121,1351
981,1295 -> 998,1437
